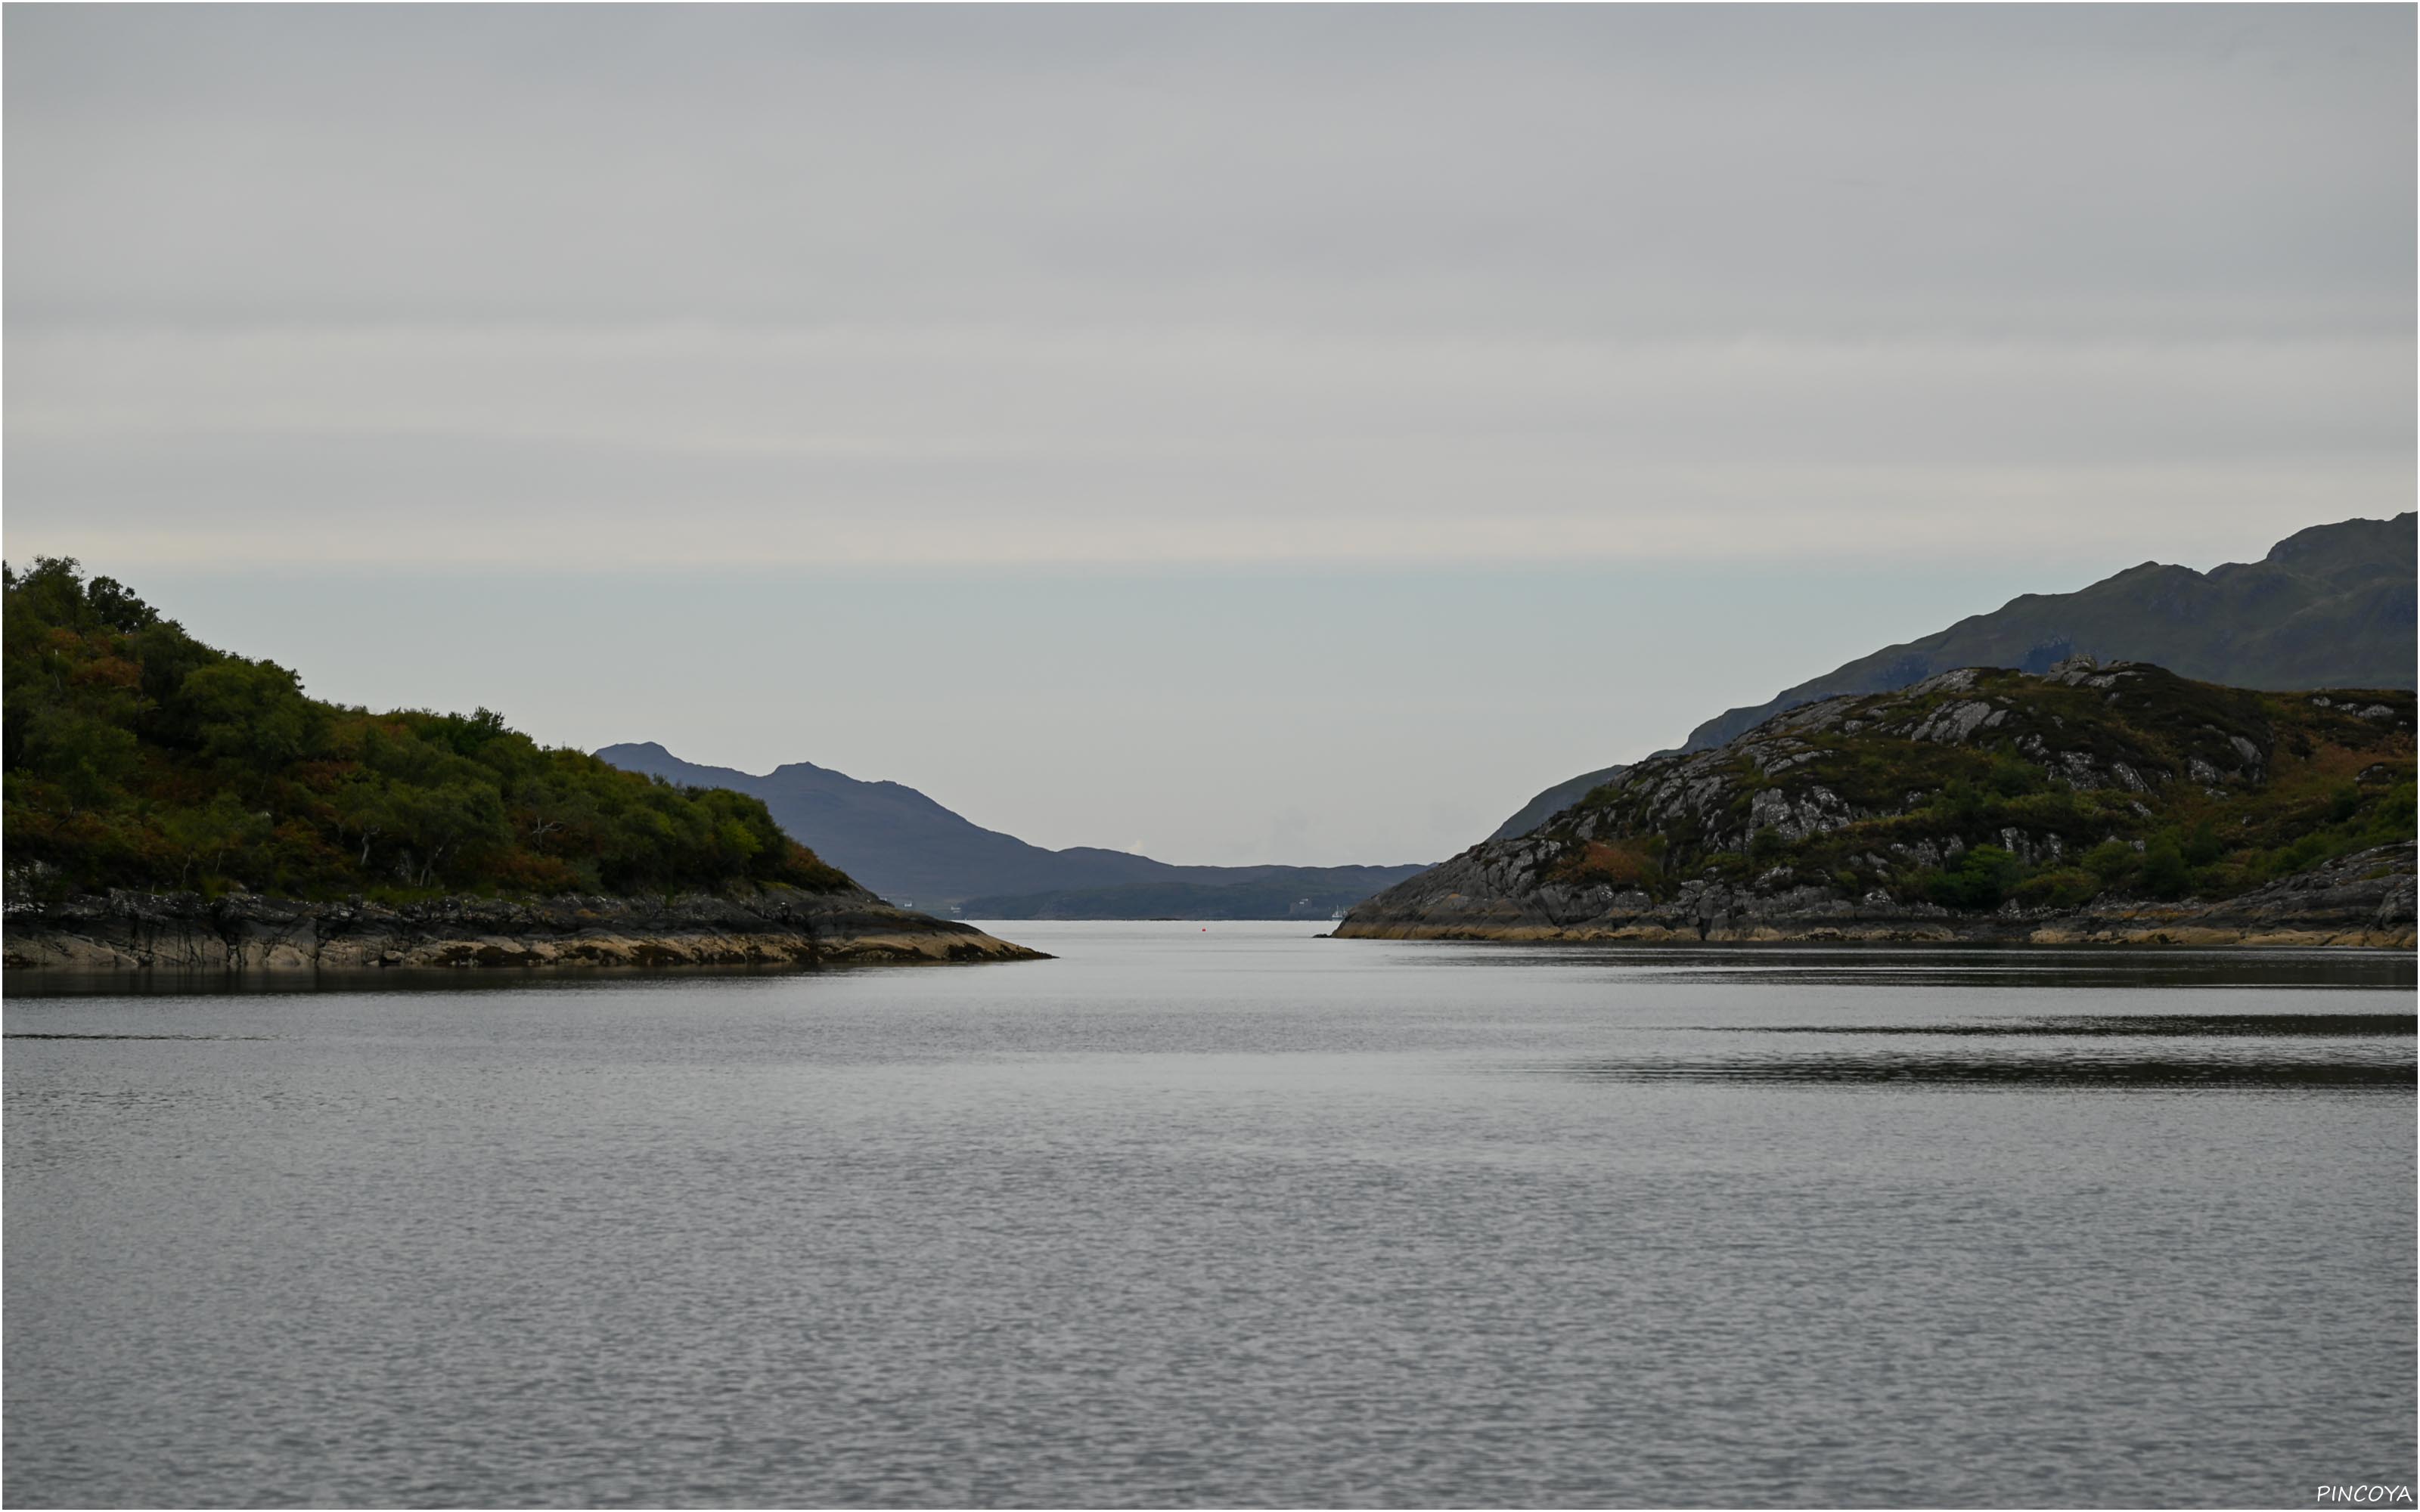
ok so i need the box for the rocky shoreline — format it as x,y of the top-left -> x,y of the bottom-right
1334,842 -> 2417,949
2,884 -> 1047,974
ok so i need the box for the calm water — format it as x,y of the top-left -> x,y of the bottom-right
6,926 -> 2414,1508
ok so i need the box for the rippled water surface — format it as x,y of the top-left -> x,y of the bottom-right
6,928 -> 2415,1507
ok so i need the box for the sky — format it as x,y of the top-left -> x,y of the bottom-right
6,5 -> 2413,866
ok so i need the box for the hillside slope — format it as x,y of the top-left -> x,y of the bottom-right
1491,513 -> 2415,842
1344,658 -> 2415,947
1491,764 -> 1630,844
597,742 -> 1427,911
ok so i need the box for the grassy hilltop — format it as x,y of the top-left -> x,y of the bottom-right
4,559 -> 848,904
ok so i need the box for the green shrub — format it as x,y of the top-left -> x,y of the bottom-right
1928,844 -> 2022,910
2010,868 -> 2102,909
2139,838 -> 2191,899
1931,779 -> 1989,826
1987,754 -> 2044,798
2082,840 -> 2137,885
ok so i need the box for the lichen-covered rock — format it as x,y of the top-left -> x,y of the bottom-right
1339,660 -> 2415,949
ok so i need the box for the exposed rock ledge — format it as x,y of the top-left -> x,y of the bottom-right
1335,842 -> 2416,950
3,885 -> 1047,973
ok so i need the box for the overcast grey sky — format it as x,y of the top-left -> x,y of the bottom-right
6,5 -> 2412,864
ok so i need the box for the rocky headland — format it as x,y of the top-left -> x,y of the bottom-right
4,560 -> 1053,977
1487,512 -> 2415,841
1340,660 -> 2416,950
4,883 -> 1047,974
1336,841 -> 2413,947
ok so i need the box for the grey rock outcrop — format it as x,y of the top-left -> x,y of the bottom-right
1339,660 -> 2415,950
1492,515 -> 2415,844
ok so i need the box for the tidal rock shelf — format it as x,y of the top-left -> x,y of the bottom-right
3,885 -> 1047,974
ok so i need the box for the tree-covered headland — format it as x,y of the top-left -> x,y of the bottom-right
5,559 -> 847,903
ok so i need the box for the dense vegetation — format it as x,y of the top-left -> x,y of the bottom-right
1544,662 -> 2415,914
4,559 -> 849,903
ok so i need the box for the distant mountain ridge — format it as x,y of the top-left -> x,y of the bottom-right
961,875 -> 1412,922
594,743 -> 1427,912
1491,513 -> 2416,840
1491,764 -> 1629,844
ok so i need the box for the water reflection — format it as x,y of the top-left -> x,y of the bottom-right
3,963 -> 839,999
1544,1053 -> 2415,1089
1730,1012 -> 2416,1037
2,1032 -> 275,1041
1420,941 -> 2418,991
1535,1008 -> 2418,1091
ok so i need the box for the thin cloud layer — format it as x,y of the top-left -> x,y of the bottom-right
6,6 -> 2412,571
